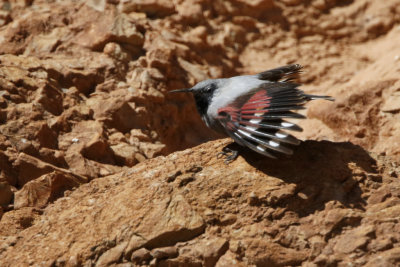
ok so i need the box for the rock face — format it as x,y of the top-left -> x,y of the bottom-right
1,139 -> 400,266
0,0 -> 400,266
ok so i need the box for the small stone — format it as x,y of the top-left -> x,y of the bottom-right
14,153 -> 59,186
312,0 -> 326,10
67,255 -> 79,266
368,238 -> 393,252
124,235 -> 147,260
139,142 -> 166,159
368,185 -> 391,205
382,94 -> 400,113
203,238 -> 229,267
333,225 -> 375,254
220,214 -> 237,225
108,132 -> 128,144
14,171 -> 85,209
131,248 -> 152,263
111,143 -> 138,167
149,258 -> 157,267
81,133 -> 114,163
314,254 -> 328,265
135,153 -> 147,163
150,246 -> 178,260
95,242 -> 127,267
216,250 -> 243,267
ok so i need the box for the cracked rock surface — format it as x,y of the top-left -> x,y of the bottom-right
1,139 -> 400,266
1,0 -> 400,266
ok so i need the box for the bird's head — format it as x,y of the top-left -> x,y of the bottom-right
169,79 -> 226,115
169,79 -> 222,95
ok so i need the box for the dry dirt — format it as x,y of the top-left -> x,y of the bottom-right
0,0 -> 400,266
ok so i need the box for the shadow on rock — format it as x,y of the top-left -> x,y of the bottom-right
227,140 -> 378,216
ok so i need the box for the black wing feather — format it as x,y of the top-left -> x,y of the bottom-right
216,64 -> 333,159
257,64 -> 302,82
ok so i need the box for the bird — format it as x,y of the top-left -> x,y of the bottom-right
170,64 -> 334,163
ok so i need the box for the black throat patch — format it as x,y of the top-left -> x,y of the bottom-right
192,84 -> 217,116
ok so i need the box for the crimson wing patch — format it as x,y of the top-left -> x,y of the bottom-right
217,84 -> 308,158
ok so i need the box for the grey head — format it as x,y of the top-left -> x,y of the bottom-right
170,78 -> 227,116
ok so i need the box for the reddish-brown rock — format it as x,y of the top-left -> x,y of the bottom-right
0,0 -> 400,266
14,171 -> 86,209
0,139 -> 399,266
131,247 -> 152,264
0,182 -> 13,207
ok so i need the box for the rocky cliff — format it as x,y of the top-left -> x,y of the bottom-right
0,0 -> 400,266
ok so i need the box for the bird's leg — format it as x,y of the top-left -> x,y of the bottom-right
217,147 -> 239,164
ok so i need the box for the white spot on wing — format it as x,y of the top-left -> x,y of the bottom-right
275,131 -> 288,139
256,145 -> 266,152
238,129 -> 252,137
246,125 -> 257,131
247,118 -> 261,130
250,118 -> 261,124
281,122 -> 294,127
269,140 -> 280,147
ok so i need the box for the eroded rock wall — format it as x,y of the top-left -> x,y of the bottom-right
0,0 -> 400,266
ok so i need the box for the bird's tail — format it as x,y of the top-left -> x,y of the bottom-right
304,94 -> 335,101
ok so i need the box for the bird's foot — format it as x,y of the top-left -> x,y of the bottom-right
217,147 -> 239,164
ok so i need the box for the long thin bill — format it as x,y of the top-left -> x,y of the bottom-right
168,88 -> 191,93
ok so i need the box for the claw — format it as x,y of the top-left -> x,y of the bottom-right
216,147 -> 239,164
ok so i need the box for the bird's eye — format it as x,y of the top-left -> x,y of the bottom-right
205,84 -> 214,92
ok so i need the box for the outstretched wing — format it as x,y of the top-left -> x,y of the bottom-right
257,64 -> 302,82
216,78 -> 333,158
